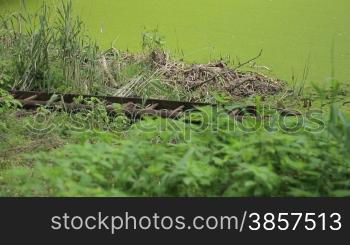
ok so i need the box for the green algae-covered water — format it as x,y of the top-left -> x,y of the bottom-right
1,0 -> 349,83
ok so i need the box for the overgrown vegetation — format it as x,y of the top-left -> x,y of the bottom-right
1,86 -> 350,197
0,1 -> 285,102
0,1 -> 350,197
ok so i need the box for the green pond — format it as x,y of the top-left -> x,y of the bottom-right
1,0 -> 349,83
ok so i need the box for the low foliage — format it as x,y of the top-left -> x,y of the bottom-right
1,103 -> 349,197
1,2 -> 349,197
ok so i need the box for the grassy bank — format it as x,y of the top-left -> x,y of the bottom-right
1,90 -> 350,197
1,1 -> 350,197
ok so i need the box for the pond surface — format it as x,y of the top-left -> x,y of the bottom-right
1,0 -> 349,83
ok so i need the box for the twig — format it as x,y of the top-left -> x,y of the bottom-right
234,49 -> 263,70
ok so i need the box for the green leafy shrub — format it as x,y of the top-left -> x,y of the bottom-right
0,89 -> 20,113
1,107 -> 349,197
141,28 -> 166,51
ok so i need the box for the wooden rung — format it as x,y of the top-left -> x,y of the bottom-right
23,95 -> 38,101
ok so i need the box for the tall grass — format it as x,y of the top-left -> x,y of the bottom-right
0,1 -> 102,93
